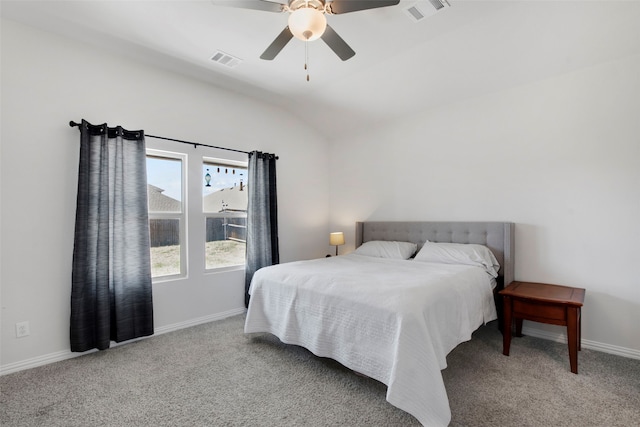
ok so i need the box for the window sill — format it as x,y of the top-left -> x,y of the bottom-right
205,264 -> 245,275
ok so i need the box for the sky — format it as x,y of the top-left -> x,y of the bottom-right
146,157 -> 246,201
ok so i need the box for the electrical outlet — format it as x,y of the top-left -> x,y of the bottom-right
16,321 -> 30,338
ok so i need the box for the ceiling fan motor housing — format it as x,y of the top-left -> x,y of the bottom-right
288,0 -> 327,13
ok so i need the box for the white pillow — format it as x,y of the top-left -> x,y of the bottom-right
413,242 -> 500,278
354,241 -> 417,260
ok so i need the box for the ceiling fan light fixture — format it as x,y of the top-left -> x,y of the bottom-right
288,8 -> 327,41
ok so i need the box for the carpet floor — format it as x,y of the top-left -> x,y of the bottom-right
1,314 -> 638,426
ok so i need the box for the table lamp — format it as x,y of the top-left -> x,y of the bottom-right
329,232 -> 345,256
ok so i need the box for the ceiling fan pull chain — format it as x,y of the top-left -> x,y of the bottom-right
305,41 -> 310,81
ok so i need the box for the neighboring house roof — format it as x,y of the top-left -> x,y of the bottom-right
147,184 -> 181,212
203,184 -> 248,213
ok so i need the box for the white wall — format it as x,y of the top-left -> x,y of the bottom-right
329,54 -> 640,356
0,19 -> 330,371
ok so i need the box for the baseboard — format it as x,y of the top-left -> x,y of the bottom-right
0,308 -> 246,376
153,307 -> 246,336
522,325 -> 640,360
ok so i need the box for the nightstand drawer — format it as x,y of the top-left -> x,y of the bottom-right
513,299 -> 566,321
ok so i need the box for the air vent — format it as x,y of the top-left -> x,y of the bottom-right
403,0 -> 450,23
210,51 -> 243,69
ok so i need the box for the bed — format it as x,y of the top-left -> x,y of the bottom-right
245,221 -> 515,426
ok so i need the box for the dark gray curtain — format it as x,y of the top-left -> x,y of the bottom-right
71,119 -> 154,352
245,151 -> 279,307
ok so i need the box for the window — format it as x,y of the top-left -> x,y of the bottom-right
203,158 -> 248,270
145,149 -> 246,279
146,151 -> 185,279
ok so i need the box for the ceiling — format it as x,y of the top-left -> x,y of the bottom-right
3,0 -> 640,139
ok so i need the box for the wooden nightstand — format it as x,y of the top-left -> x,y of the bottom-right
499,281 -> 585,374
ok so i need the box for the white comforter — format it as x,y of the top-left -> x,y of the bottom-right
244,254 -> 497,426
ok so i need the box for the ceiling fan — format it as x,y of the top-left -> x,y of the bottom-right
211,0 -> 400,61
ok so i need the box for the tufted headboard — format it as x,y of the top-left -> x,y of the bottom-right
355,221 -> 515,289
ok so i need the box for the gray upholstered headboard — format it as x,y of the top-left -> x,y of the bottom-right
355,221 -> 515,288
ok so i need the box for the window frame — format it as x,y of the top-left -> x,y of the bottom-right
146,149 -> 188,282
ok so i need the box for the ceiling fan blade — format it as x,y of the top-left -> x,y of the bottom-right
320,24 -> 355,61
260,27 -> 294,60
326,0 -> 400,14
210,0 -> 285,13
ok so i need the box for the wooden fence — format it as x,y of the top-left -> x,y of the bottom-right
149,216 -> 247,247
149,219 -> 179,247
206,217 -> 247,243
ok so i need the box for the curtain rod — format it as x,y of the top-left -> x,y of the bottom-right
69,121 -> 251,155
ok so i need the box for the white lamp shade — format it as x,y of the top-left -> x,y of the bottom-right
329,232 -> 345,246
288,8 -> 327,41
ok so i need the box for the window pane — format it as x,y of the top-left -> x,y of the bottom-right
203,164 -> 247,213
149,219 -> 181,277
147,156 -> 182,212
205,216 -> 246,269
203,161 -> 247,269
147,153 -> 183,279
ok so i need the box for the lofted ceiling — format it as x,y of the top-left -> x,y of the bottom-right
3,0 -> 640,139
